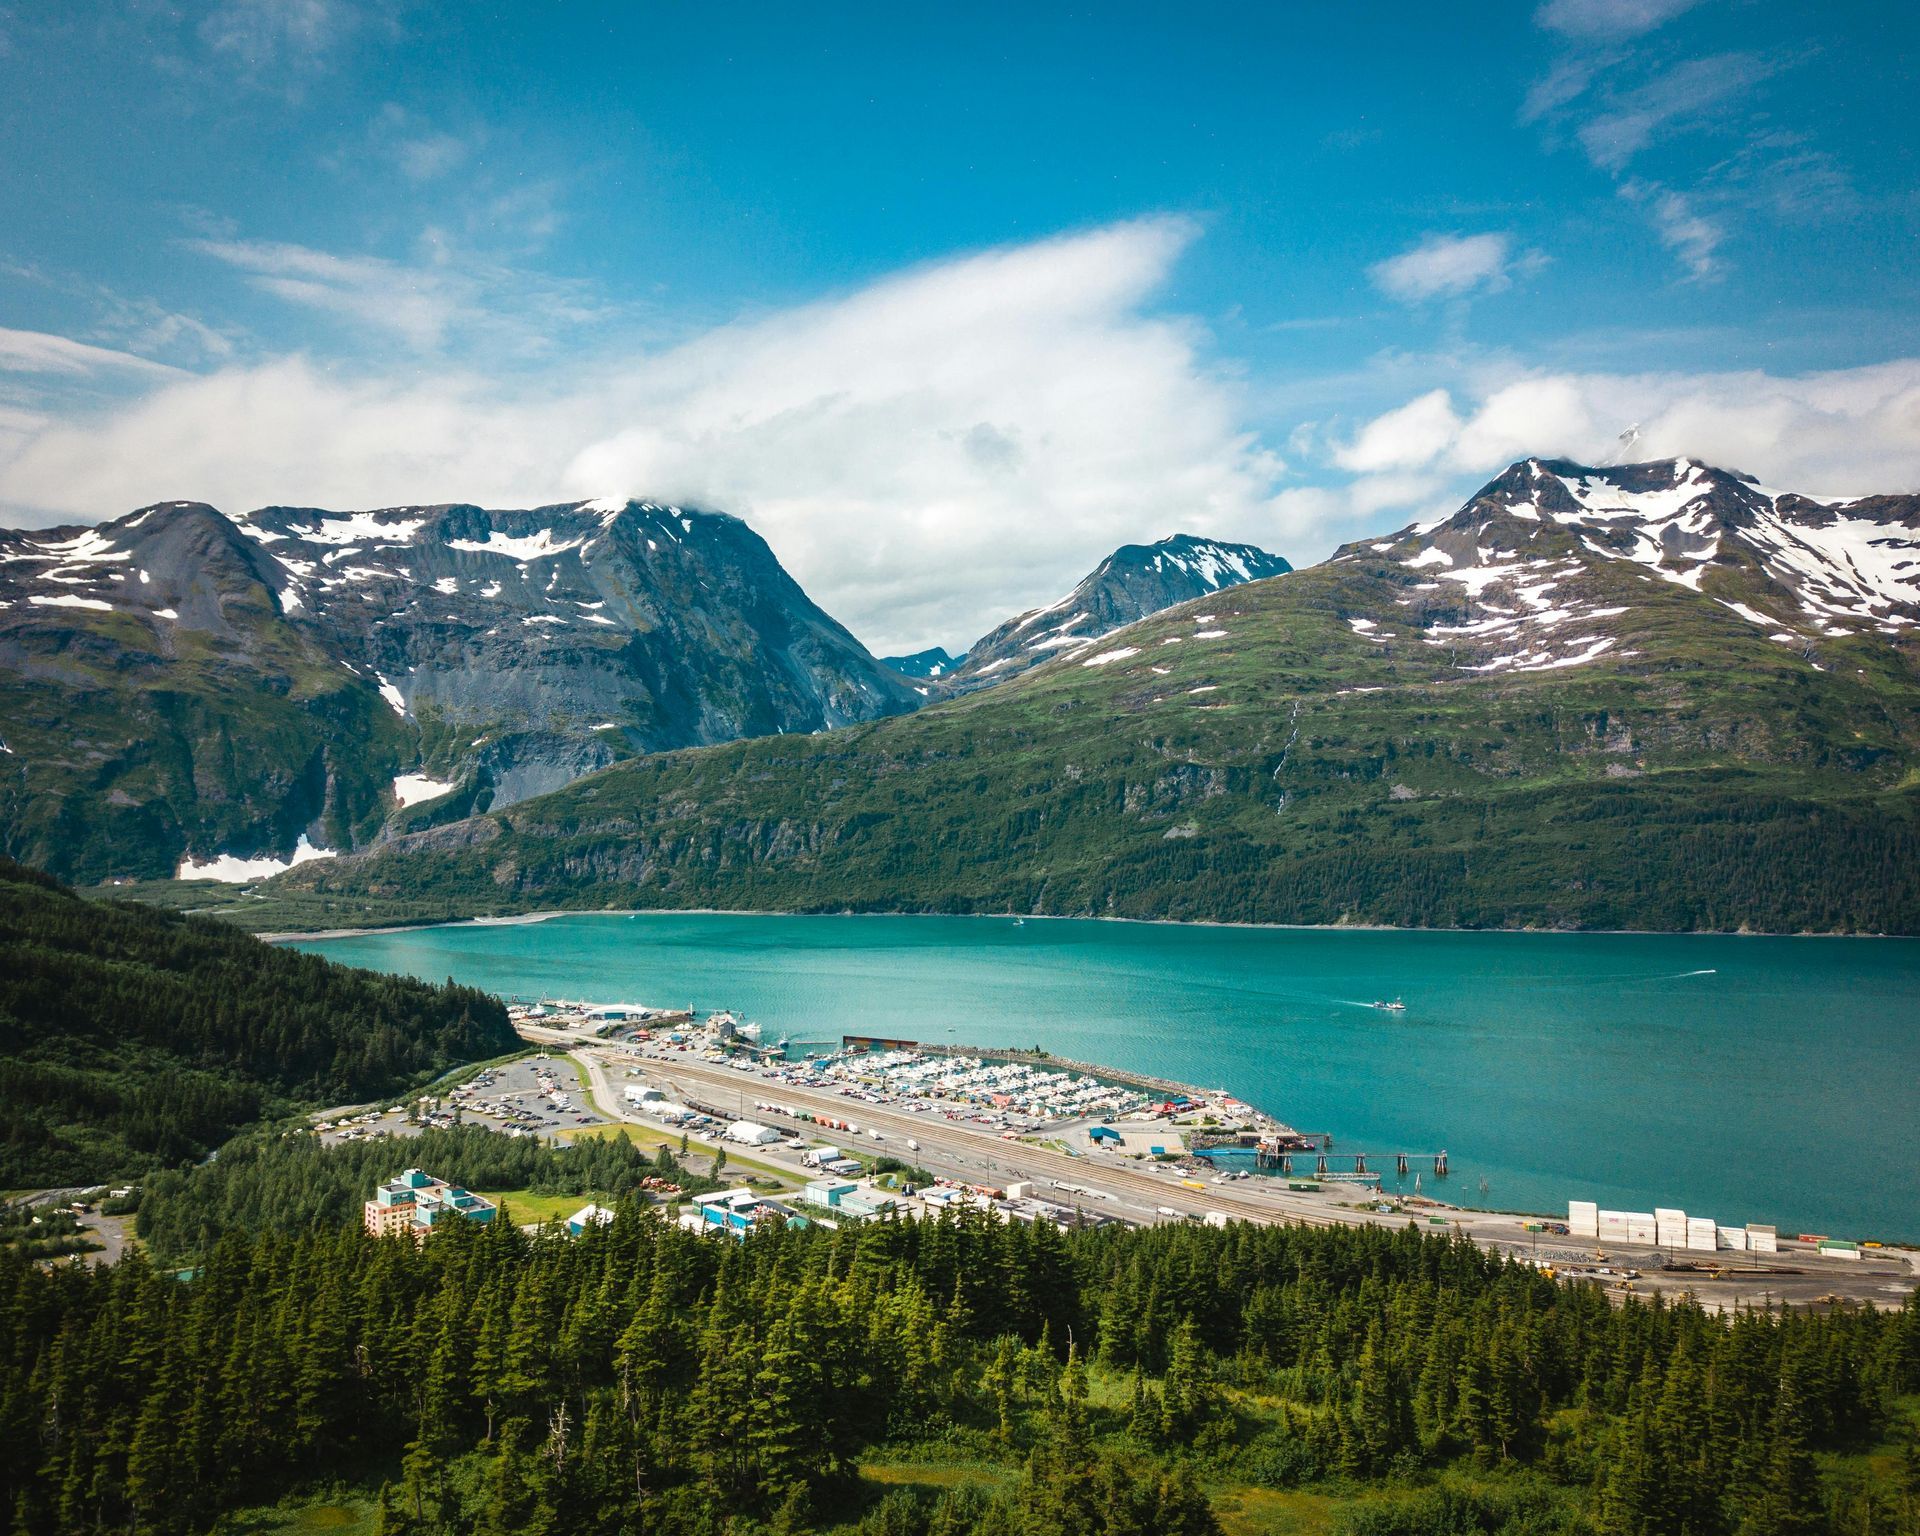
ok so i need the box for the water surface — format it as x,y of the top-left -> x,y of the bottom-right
297,915 -> 1920,1239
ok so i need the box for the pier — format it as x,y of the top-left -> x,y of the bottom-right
1192,1140 -> 1450,1177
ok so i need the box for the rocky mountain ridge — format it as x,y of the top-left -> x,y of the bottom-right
943,532 -> 1292,690
0,496 -> 919,881
270,457 -> 1920,936
1329,457 -> 1919,679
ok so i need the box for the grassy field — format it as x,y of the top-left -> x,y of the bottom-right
471,1188 -> 593,1225
1203,1484 -> 1348,1536
207,1493 -> 379,1536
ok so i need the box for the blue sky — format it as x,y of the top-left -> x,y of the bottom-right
2,0 -> 1917,650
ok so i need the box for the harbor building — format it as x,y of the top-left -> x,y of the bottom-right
567,1203 -> 615,1235
364,1168 -> 497,1238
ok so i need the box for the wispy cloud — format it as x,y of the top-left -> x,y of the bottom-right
0,260 -> 240,369
1369,233 -> 1544,304
1534,0 -> 1703,42
1619,180 -> 1723,280
1575,53 -> 1777,172
198,0 -> 358,92
0,328 -> 184,379
184,233 -> 607,354
365,103 -> 477,183
1522,5 -> 1828,284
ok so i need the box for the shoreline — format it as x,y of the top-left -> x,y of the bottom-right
261,904 -> 1917,945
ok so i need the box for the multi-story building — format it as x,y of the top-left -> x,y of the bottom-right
363,1168 -> 497,1238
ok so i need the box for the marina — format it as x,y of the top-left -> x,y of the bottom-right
513,1018 -> 1916,1312
293,911 -> 1920,1244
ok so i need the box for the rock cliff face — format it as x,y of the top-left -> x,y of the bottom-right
0,496 -> 919,881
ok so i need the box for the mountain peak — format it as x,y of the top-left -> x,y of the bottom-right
948,529 -> 1291,689
1332,454 -> 1920,671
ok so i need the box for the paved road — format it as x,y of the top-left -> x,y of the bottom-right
575,1044 -> 1919,1312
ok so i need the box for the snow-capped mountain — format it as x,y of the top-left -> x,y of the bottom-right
882,646 -> 963,680
1333,457 -> 1920,676
948,532 -> 1292,690
290,459 -> 1920,936
0,496 -> 919,882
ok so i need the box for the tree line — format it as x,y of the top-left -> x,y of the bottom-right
2,1205 -> 1915,1536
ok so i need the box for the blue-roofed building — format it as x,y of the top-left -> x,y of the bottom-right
364,1168 -> 497,1239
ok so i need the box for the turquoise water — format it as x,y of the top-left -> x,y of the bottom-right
296,915 -> 1920,1240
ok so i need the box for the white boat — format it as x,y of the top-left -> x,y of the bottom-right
1371,999 -> 1407,1012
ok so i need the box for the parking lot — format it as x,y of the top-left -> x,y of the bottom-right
314,1052 -> 617,1145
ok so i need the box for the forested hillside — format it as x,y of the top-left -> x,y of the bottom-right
132,1123 -> 714,1260
277,467 -> 1920,933
0,860 -> 512,1185
1,1209 -> 1914,1536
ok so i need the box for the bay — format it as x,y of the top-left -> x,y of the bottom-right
295,914 -> 1920,1241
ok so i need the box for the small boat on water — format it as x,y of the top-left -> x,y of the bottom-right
1371,999 -> 1407,1012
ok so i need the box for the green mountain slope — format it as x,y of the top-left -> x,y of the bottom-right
0,859 -> 513,1185
276,460 -> 1920,934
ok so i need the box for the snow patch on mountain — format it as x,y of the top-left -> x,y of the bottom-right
177,834 -> 335,883
393,772 -> 456,807
447,528 -> 587,562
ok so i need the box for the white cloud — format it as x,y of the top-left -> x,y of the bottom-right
0,220 -> 1293,655
1369,233 -> 1538,304
1333,389 -> 1463,472
1346,362 -> 1920,503
1619,181 -> 1723,280
1521,31 -> 1805,282
0,328 -> 183,379
1534,0 -> 1702,40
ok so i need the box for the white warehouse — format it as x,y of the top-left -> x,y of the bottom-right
724,1119 -> 782,1147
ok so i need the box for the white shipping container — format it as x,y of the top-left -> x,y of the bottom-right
1598,1209 -> 1631,1234
1569,1201 -> 1599,1238
1717,1225 -> 1749,1251
1655,1207 -> 1688,1243
1822,1245 -> 1862,1262
1748,1224 -> 1778,1254
1626,1217 -> 1658,1245
1686,1217 -> 1718,1252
